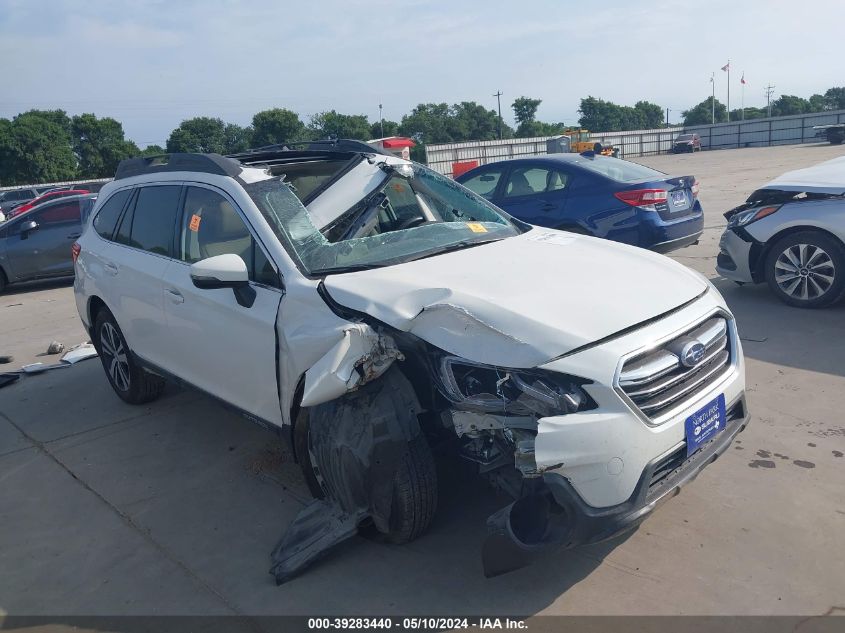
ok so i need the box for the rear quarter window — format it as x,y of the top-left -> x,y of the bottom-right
93,189 -> 132,239
122,186 -> 182,256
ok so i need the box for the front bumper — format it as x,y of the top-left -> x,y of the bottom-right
716,228 -> 755,282
544,394 -> 749,546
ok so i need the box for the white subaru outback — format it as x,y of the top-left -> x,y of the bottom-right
73,143 -> 747,581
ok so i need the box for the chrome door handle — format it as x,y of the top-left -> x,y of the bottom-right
165,288 -> 184,304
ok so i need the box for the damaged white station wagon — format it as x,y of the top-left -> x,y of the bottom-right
73,142 -> 748,581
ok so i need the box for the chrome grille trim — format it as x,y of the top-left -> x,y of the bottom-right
616,313 -> 735,424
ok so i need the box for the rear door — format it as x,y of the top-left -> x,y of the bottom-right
160,184 -> 284,426
3,200 -> 82,280
496,162 -> 571,226
105,184 -> 182,368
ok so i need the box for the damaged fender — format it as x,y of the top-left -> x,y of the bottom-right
300,324 -> 404,408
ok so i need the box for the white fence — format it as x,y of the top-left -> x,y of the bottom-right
0,177 -> 111,192
425,109 -> 845,176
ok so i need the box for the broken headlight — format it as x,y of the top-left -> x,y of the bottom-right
438,356 -> 593,417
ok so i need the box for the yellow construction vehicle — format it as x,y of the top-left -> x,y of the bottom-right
564,129 -> 618,157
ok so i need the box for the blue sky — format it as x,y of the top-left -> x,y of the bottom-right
1,0 -> 842,147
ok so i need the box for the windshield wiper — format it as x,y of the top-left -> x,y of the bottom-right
402,237 -> 506,263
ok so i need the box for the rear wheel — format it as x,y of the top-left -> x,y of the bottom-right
0,269 -> 6,294
764,231 -> 845,308
94,309 -> 166,404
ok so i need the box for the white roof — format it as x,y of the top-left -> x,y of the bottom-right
762,155 -> 845,195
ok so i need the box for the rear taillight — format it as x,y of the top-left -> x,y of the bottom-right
613,189 -> 668,207
691,180 -> 700,197
71,242 -> 81,264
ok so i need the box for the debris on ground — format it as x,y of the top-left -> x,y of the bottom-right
0,355 -> 13,364
21,362 -> 72,374
46,341 -> 65,355
61,342 -> 98,364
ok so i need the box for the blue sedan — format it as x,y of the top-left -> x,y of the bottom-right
455,153 -> 703,252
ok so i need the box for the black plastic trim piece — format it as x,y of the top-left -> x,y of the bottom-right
114,153 -> 242,181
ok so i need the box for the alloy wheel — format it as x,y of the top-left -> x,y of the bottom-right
774,243 -> 836,301
100,322 -> 130,391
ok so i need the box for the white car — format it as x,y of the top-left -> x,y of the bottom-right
73,144 -> 747,581
717,156 -> 845,308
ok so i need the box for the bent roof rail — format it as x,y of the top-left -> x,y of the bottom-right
114,153 -> 243,181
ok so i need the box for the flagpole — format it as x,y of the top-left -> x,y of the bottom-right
741,78 -> 745,120
711,72 -> 715,124
727,59 -> 730,122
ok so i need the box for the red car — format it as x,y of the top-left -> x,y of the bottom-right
10,189 -> 90,218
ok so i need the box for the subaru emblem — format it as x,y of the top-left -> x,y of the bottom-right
680,341 -> 706,368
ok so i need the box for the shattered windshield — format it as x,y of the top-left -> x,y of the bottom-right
244,161 -> 521,275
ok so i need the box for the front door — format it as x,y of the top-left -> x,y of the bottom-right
160,184 -> 284,426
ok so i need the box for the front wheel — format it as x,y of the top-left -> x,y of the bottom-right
94,308 -> 166,404
764,232 -> 845,308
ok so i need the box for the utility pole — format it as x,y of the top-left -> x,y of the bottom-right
666,107 -> 670,126
764,84 -> 776,117
378,103 -> 384,138
493,90 -> 503,139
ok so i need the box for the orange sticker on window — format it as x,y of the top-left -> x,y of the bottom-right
189,214 -> 201,232
466,222 -> 487,233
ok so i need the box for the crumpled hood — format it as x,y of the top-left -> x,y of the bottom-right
323,230 -> 707,368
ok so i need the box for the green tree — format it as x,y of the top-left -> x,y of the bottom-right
634,101 -> 664,129
512,97 -> 542,127
451,102 -> 507,141
771,95 -> 811,117
140,144 -> 166,157
2,111 -> 77,184
369,120 -> 399,139
731,107 -> 766,120
223,123 -> 253,153
251,108 -> 305,147
823,87 -> 845,110
308,110 -> 371,140
808,94 -> 829,112
71,113 -> 139,178
578,97 -> 623,131
682,97 -> 728,126
166,117 -> 227,153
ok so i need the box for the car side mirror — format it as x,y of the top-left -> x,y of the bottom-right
190,254 -> 256,308
19,219 -> 39,239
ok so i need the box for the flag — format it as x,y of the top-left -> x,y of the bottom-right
721,62 -> 730,72
741,73 -> 746,85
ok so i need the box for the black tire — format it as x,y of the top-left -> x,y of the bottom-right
296,375 -> 438,545
386,433 -> 438,544
764,231 -> 845,308
93,308 -> 166,404
0,269 -> 6,294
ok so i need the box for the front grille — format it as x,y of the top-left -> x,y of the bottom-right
618,315 -> 732,422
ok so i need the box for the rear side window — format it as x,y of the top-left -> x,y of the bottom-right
118,185 -> 181,256
35,201 -> 81,225
573,156 -> 665,183
93,190 -> 131,239
460,169 -> 503,200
